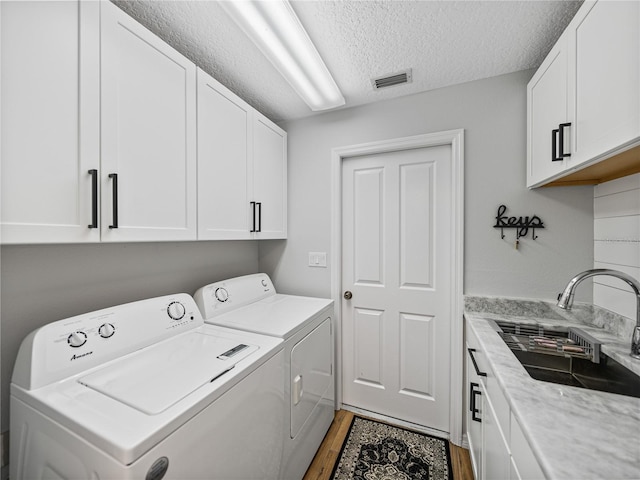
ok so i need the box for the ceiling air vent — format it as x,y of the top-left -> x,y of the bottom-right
371,69 -> 413,90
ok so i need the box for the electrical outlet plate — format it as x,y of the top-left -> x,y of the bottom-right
308,252 -> 327,268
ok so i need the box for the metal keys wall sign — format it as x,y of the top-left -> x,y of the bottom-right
494,205 -> 544,248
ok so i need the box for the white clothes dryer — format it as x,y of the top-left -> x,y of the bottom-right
10,293 -> 284,480
194,274 -> 335,480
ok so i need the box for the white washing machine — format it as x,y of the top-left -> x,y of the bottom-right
10,293 -> 285,480
194,274 -> 335,480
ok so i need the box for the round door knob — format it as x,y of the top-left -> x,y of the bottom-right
67,331 -> 87,348
167,301 -> 186,321
344,291 -> 353,300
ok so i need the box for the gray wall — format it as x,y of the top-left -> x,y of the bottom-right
260,70 -> 595,301
1,240 -> 259,432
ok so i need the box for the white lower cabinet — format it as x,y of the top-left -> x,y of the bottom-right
466,346 -> 483,478
510,413 -> 546,480
466,320 -> 544,480
482,390 -> 511,480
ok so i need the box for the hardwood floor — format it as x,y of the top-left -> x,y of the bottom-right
303,410 -> 474,480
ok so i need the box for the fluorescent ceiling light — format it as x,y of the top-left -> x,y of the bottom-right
221,0 -> 345,111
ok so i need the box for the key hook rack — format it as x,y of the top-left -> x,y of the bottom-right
494,204 -> 544,240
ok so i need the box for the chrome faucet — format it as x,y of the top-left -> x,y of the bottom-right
556,268 -> 640,359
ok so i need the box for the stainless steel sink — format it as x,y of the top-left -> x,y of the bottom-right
493,321 -> 640,398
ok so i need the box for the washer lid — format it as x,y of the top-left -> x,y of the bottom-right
78,331 -> 257,415
208,294 -> 333,338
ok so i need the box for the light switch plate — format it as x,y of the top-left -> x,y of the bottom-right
308,252 -> 327,268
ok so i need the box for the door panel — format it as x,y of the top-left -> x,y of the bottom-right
342,145 -> 452,431
400,162 -> 434,288
353,168 -> 385,285
353,308 -> 384,387
399,313 -> 434,398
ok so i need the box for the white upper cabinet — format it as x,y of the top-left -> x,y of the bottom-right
197,70 -> 253,240
196,70 -> 287,240
100,2 -> 197,242
527,37 -> 571,187
252,112 -> 287,239
569,0 -> 640,164
1,1 -> 100,244
2,1 -> 285,244
527,0 -> 640,188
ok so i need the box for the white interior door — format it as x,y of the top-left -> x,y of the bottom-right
341,144 -> 453,432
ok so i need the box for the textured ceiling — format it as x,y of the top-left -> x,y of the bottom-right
114,0 -> 583,123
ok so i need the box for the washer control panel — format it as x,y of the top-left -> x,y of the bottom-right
14,294 -> 204,390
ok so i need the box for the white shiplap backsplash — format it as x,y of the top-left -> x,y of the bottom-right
593,172 -> 640,321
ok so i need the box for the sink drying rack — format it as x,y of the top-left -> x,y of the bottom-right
494,321 -> 601,364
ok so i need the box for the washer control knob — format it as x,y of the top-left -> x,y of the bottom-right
214,287 -> 229,303
98,323 -> 116,338
67,331 -> 88,348
167,301 -> 186,321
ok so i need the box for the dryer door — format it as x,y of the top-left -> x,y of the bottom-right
290,318 -> 332,438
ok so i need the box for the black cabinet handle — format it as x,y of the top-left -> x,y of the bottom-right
256,202 -> 262,232
470,382 -> 482,423
467,348 -> 487,377
250,201 -> 256,232
109,173 -> 118,229
552,123 -> 572,162
552,128 -> 560,161
558,122 -> 571,159
88,169 -> 98,228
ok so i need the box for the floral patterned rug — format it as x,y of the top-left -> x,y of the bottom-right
330,416 -> 452,480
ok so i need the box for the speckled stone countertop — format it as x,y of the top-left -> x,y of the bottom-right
465,296 -> 640,480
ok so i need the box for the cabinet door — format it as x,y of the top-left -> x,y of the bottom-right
527,36 -> 570,188
197,70 -> 253,240
252,112 -> 287,239
1,1 -> 100,244
482,391 -> 511,480
100,2 -> 196,242
570,0 -> 640,165
466,344 -> 483,480
510,413 -> 545,480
